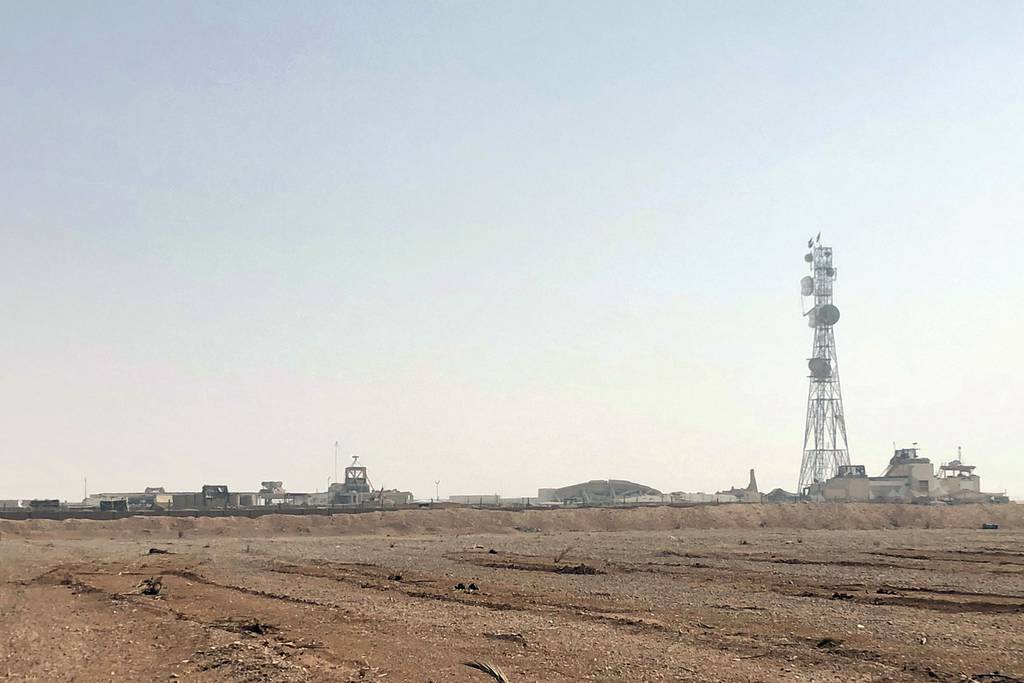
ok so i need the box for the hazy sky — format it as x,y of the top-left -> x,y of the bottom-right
2,1 -> 1022,502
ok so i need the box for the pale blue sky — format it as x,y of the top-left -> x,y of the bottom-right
2,1 -> 1022,501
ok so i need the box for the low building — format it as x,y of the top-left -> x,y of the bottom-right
763,488 -> 800,503
612,493 -> 673,504
540,480 -> 662,506
380,489 -> 413,506
201,484 -> 230,508
260,481 -> 286,496
85,489 -> 173,510
935,458 -> 982,499
448,494 -> 501,506
821,465 -> 871,501
172,492 -> 201,509
303,491 -> 330,506
170,486 -> 251,509
670,492 -> 740,504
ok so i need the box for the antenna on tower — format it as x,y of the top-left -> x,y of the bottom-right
798,236 -> 851,494
334,441 -> 339,485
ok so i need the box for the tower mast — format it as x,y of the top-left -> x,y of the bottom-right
798,236 -> 851,493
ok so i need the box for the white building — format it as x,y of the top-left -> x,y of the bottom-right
819,447 -> 995,503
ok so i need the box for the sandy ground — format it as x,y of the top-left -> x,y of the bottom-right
1,504 -> 1022,682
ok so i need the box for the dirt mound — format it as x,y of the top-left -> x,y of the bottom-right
1,503 -> 1020,540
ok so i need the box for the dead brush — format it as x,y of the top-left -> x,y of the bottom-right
464,661 -> 510,682
136,576 -> 163,596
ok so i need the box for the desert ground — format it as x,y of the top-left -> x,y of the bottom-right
1,504 -> 1022,682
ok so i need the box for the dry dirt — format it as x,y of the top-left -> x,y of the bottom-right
1,504 -> 1022,682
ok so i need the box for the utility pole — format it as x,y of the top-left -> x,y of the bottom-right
334,441 -> 339,484
434,480 -> 440,502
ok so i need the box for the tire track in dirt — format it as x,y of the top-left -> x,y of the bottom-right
50,567 -> 368,681
265,560 -> 675,635
870,550 -> 1024,566
282,557 -> 981,681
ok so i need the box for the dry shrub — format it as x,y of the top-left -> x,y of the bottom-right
464,661 -> 510,682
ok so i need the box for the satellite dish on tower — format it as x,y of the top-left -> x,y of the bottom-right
808,357 -> 832,378
800,276 -> 814,296
816,304 -> 840,326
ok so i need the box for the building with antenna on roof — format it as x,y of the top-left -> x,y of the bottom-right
817,445 -> 1006,503
934,447 -> 984,499
326,455 -> 413,506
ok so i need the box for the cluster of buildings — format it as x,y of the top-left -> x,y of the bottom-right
1,446 -> 1009,517
813,446 -> 1007,504
537,472 -> 771,505
80,477 -> 412,512
0,457 -> 412,514
451,471 -> 774,508
447,449 -> 1007,509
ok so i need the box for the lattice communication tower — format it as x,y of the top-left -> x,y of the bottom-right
798,236 -> 851,492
